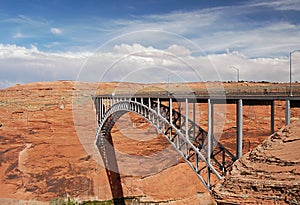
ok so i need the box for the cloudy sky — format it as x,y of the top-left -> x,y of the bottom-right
1,0 -> 300,88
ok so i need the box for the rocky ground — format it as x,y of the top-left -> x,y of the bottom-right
0,81 -> 299,204
212,121 -> 300,204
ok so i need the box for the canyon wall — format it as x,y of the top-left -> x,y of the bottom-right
0,81 -> 298,204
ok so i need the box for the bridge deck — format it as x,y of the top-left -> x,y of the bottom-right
94,92 -> 300,106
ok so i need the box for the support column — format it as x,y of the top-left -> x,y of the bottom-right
236,99 -> 243,159
148,97 -> 152,120
271,101 -> 275,133
207,99 -> 212,159
99,97 -> 102,124
185,98 -> 189,141
285,99 -> 291,125
169,98 -> 173,125
169,98 -> 173,140
193,102 -> 196,139
94,97 -> 98,121
157,98 -> 160,128
101,97 -> 104,116
157,98 -> 160,115
185,98 -> 189,157
103,97 -> 106,113
207,99 -> 212,189
106,97 -> 109,111
178,102 -> 182,131
211,102 -> 214,141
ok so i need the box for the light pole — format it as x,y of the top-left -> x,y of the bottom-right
227,66 -> 240,92
167,74 -> 171,95
168,74 -> 170,92
229,66 -> 240,82
289,50 -> 300,96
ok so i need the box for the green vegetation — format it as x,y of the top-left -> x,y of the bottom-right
49,197 -> 136,205
50,196 -> 78,205
81,200 -> 113,205
240,171 -> 250,176
49,197 -> 114,205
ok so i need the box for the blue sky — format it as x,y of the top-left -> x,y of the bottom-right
1,0 -> 246,52
1,0 -> 300,87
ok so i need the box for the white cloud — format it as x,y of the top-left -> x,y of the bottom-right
2,14 -> 49,27
192,21 -> 300,57
50,27 -> 62,35
3,2 -> 298,60
2,1 -> 300,88
208,52 -> 291,82
113,43 -> 153,54
166,45 -> 191,57
93,3 -> 300,59
13,32 -> 24,39
1,1 -> 299,60
248,0 -> 300,11
77,43 -> 295,84
1,41 -> 299,89
44,41 -> 61,48
0,44 -> 89,88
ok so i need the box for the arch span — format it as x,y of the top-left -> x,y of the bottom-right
95,98 -> 236,190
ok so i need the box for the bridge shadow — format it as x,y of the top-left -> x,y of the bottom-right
96,131 -> 125,205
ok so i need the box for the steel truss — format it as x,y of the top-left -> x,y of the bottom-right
94,97 -> 236,190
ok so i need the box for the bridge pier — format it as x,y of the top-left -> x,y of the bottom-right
157,98 -> 160,128
236,99 -> 243,159
207,99 -> 212,157
207,99 -> 213,188
169,98 -> 173,140
179,101 -> 182,131
193,102 -> 196,139
271,101 -> 275,133
285,99 -> 291,125
185,98 -> 189,142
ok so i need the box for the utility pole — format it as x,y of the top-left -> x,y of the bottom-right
289,50 -> 300,96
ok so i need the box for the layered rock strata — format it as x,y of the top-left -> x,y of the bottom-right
213,121 -> 300,204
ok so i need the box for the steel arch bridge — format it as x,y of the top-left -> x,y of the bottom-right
93,95 -> 236,191
92,87 -> 300,201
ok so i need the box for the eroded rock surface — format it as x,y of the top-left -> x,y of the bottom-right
213,121 -> 300,205
0,81 -> 211,204
0,81 -> 299,204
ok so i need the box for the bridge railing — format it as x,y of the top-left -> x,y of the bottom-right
93,84 -> 300,99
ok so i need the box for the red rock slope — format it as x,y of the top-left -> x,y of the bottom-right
0,81 -> 211,204
0,81 -> 298,204
212,120 -> 300,204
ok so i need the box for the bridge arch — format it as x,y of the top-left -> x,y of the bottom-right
94,97 -> 236,191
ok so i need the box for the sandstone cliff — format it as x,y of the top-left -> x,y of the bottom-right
213,121 -> 300,204
0,81 -> 211,204
0,81 -> 299,204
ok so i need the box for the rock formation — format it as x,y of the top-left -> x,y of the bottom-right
0,81 -> 211,204
213,121 -> 300,204
0,81 -> 299,204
